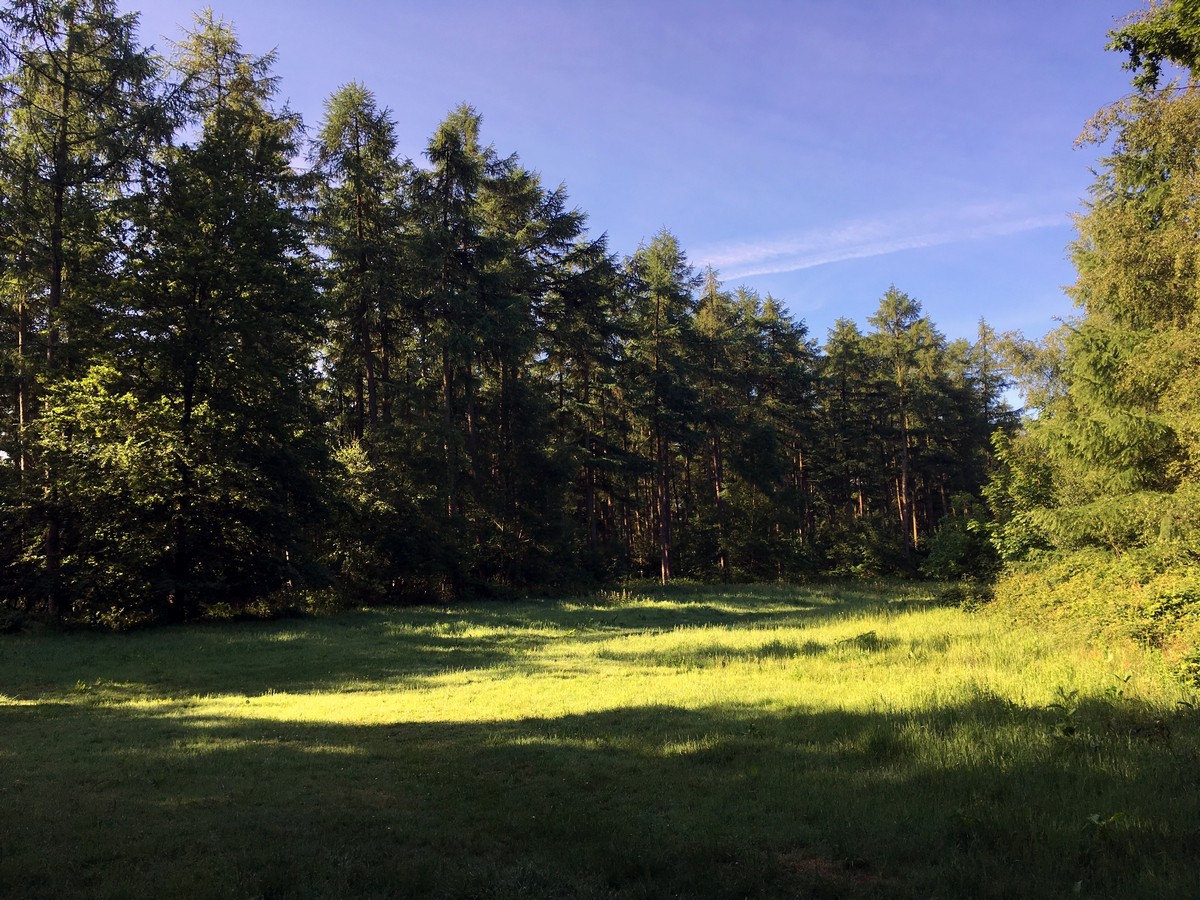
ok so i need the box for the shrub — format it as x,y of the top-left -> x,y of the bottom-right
934,578 -> 995,610
922,493 -> 998,581
992,548 -> 1200,678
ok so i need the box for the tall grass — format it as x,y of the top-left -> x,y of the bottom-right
1,582 -> 1196,898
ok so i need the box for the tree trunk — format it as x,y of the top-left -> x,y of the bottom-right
658,432 -> 672,585
898,394 -> 913,556
442,344 -> 456,520
352,117 -> 379,431
16,292 -> 29,478
711,427 -> 728,581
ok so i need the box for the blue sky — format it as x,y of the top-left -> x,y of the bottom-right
129,0 -> 1141,345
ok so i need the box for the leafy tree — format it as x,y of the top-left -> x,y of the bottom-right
989,0 -> 1200,583
0,0 -> 168,617
1107,0 -> 1200,91
89,9 -> 328,618
978,2 -> 1200,673
1013,3 -> 1200,557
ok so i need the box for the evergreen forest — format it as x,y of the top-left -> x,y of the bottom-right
0,0 -> 1199,681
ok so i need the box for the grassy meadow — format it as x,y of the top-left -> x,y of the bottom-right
2,582 -> 1198,898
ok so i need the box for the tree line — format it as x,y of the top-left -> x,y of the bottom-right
0,2 -> 1013,625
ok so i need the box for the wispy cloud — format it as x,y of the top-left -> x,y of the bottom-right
694,202 -> 1069,280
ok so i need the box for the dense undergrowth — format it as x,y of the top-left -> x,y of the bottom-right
992,551 -> 1200,687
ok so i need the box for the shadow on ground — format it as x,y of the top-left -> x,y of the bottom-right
2,694 -> 1198,899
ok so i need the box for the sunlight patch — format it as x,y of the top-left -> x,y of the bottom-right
505,734 -> 607,751
168,735 -> 365,757
659,734 -> 721,756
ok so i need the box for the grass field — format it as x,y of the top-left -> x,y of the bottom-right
2,582 -> 1198,898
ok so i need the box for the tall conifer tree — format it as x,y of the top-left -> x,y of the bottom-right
0,0 -> 167,616
994,0 -> 1200,559
625,231 -> 700,583
100,9 -> 326,616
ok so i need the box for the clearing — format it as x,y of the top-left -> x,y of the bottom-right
1,583 -> 1197,898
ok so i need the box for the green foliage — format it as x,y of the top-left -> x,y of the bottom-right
323,441 -> 400,599
34,364 -> 182,610
0,604 -> 25,633
932,577 -> 994,611
119,11 -> 327,619
987,1 -> 1200,669
814,514 -> 908,578
0,0 -> 172,618
1107,0 -> 1200,92
993,548 -> 1200,677
1178,649 -> 1200,686
921,494 -> 997,580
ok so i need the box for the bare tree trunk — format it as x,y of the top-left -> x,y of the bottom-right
658,433 -> 672,585
898,396 -> 913,557
442,345 -> 456,520
711,427 -> 728,581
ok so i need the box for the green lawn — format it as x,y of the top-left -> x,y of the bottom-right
2,583 -> 1198,898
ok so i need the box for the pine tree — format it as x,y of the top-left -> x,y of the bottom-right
624,231 -> 700,583
313,82 -> 407,441
537,234 -> 625,575
405,105 -> 494,543
818,318 -> 877,528
0,0 -> 168,617
396,105 -> 606,590
88,9 -> 327,617
867,286 -> 943,554
692,270 -> 741,578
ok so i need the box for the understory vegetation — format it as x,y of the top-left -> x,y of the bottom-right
2,584 -> 1197,899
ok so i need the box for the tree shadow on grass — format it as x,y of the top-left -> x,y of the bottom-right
2,694 -> 1198,899
0,620 -> 538,702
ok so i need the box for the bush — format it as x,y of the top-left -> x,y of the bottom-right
922,494 -> 998,581
992,547 -> 1200,679
0,606 -> 26,634
816,515 -> 910,577
934,578 -> 994,610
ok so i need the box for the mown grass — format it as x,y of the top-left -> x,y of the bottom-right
1,582 -> 1198,899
